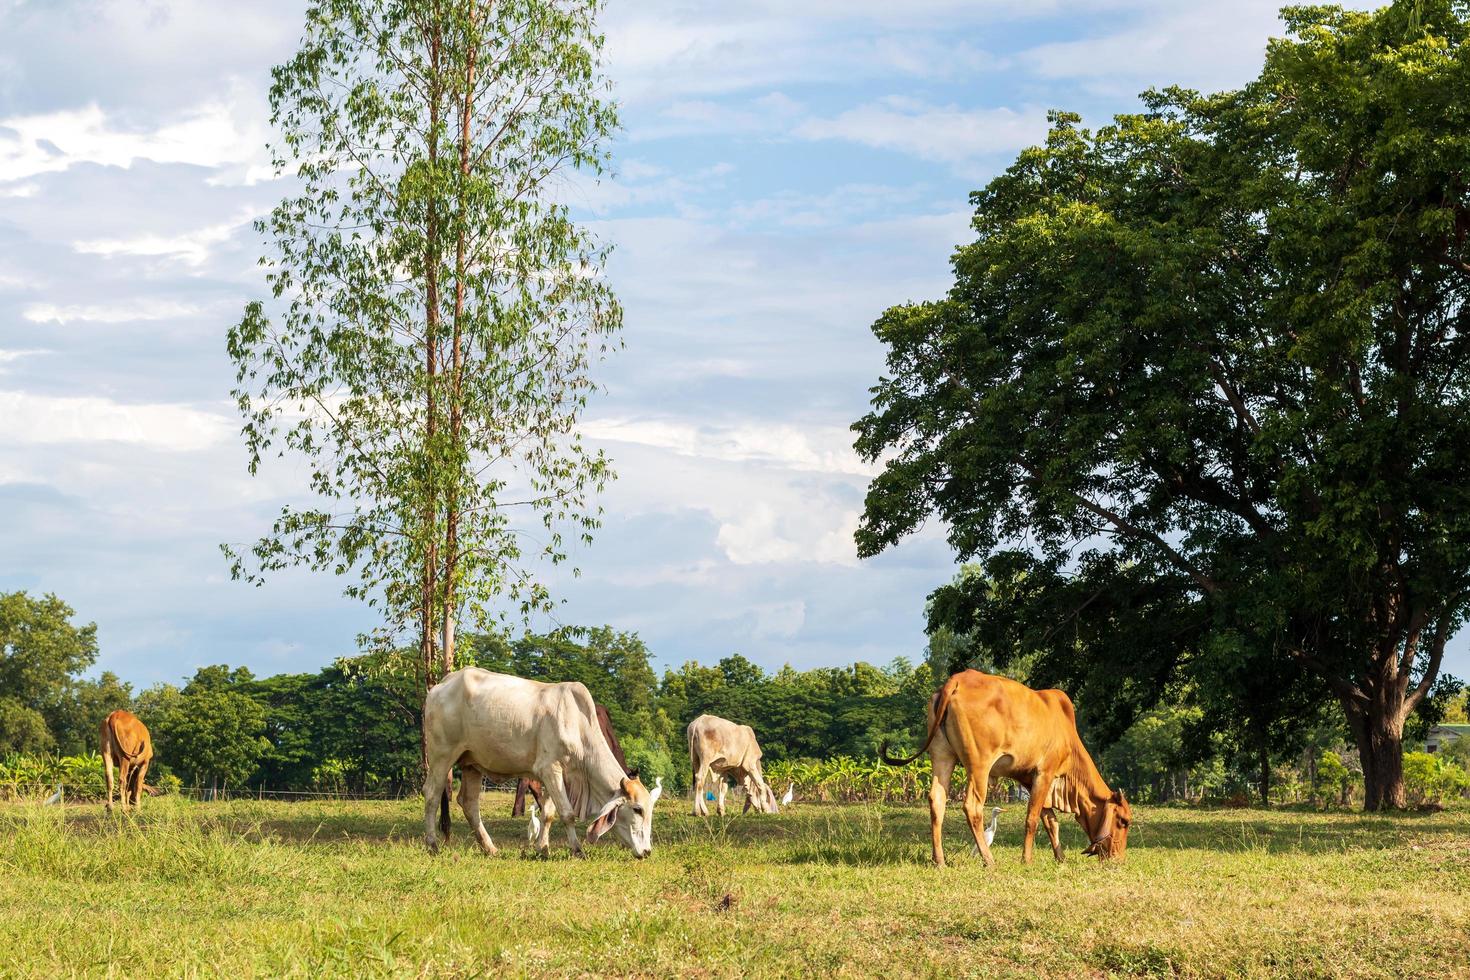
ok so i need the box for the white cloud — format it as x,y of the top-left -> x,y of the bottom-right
795,97 -> 1048,167
74,207 -> 261,268
0,349 -> 46,373
22,299 -> 204,324
634,92 -> 804,140
583,417 -> 874,477
1017,0 -> 1375,96
0,391 -> 229,451
0,96 -> 266,184
749,599 -> 807,639
605,9 -> 1013,104
716,503 -> 861,567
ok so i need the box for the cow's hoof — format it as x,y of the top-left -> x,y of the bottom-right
425,839 -> 440,855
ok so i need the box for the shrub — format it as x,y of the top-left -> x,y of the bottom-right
1403,752 -> 1470,806
621,736 -> 681,794
0,752 -> 105,799
1313,751 -> 1352,807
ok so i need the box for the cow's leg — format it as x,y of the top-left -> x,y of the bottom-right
117,759 -> 132,811
535,795 -> 557,854
422,750 -> 455,853
541,764 -> 583,858
455,765 -> 497,856
102,745 -> 116,813
962,767 -> 996,868
717,775 -> 729,817
1040,807 -> 1063,862
928,752 -> 956,868
1021,771 -> 1052,864
691,761 -> 711,816
130,758 -> 149,809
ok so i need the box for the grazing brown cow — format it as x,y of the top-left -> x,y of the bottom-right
508,702 -> 629,818
883,670 -> 1132,867
100,709 -> 153,812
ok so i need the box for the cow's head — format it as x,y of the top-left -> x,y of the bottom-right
586,775 -> 654,859
1083,788 -> 1132,860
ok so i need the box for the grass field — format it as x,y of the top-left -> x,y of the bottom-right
2,795 -> 1468,978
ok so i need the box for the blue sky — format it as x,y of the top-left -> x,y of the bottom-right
6,0 -> 1463,688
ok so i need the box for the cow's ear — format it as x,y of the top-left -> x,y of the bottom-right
586,797 -> 623,842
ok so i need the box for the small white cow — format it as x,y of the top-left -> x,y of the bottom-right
423,668 -> 653,858
687,714 -> 779,816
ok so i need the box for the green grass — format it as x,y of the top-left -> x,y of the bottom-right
2,796 -> 1468,978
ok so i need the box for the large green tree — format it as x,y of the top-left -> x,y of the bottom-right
226,0 -> 621,749
0,592 -> 100,754
854,1 -> 1470,809
149,670 -> 270,794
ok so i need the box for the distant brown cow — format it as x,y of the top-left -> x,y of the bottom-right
505,702 -> 626,822
509,701 -> 629,818
883,670 -> 1132,867
100,709 -> 153,812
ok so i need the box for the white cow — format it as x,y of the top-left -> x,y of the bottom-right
423,668 -> 654,858
687,714 -> 779,816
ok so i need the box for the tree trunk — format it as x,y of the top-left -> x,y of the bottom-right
1305,745 -> 1317,806
1348,700 -> 1407,810
417,15 -> 444,783
438,10 -> 477,686
1257,741 -> 1270,807
442,610 -> 455,678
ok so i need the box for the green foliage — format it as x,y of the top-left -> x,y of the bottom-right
0,592 -> 103,754
0,701 -> 53,756
1442,691 -> 1469,725
149,674 -> 270,791
620,736 -> 679,794
662,656 -> 938,763
764,756 -> 964,804
45,671 -> 133,757
1403,751 -> 1470,806
0,753 -> 105,799
1407,674 -> 1466,744
854,2 -> 1470,808
1313,751 -> 1353,808
1441,735 -> 1470,770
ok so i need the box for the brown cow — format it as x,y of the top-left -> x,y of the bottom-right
883,670 -> 1132,867
100,709 -> 153,812
508,701 -> 629,818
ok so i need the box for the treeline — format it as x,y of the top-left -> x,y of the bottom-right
5,589 -> 1466,805
1,592 -> 940,795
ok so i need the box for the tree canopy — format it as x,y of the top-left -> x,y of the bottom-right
855,0 -> 1470,809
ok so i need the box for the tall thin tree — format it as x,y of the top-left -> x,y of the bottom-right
226,0 -> 620,753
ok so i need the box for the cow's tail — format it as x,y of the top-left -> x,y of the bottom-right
880,674 -> 963,766
107,712 -> 145,762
